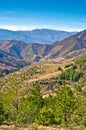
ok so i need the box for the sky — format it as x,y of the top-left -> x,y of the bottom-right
0,0 -> 86,31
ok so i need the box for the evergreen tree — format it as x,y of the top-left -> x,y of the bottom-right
54,85 -> 77,126
0,93 -> 5,125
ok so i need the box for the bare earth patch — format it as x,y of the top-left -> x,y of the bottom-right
0,125 -> 67,130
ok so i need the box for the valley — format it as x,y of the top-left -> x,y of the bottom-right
0,29 -> 86,76
0,29 -> 86,130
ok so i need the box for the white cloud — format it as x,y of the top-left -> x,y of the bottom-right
0,25 -> 37,31
0,25 -> 84,32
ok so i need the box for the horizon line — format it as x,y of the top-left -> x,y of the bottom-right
0,25 -> 84,32
0,27 -> 82,32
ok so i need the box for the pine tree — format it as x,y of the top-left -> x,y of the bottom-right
54,85 -> 77,126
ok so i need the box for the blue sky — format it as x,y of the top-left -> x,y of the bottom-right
0,0 -> 86,31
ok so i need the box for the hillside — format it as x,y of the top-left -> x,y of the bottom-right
1,30 -> 86,62
21,43 -> 52,62
0,40 -> 52,74
0,57 -> 86,130
0,40 -> 52,64
0,49 -> 28,75
0,40 -> 27,59
0,29 -> 76,44
46,30 -> 86,59
0,30 -> 86,75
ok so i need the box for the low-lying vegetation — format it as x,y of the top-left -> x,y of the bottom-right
0,57 -> 86,130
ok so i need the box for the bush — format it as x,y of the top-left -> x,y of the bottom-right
59,66 -> 82,82
0,103 -> 5,125
38,106 -> 54,125
57,67 -> 62,71
65,63 -> 73,68
29,123 -> 39,130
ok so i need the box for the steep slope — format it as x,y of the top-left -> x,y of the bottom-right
0,40 -> 27,59
0,30 -> 86,74
0,40 -> 53,73
46,30 -> 86,59
0,40 -> 53,63
21,43 -> 52,62
0,29 -> 76,44
0,49 -> 28,74
0,40 -> 28,75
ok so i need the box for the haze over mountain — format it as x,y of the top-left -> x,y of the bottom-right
0,29 -> 76,44
0,29 -> 86,74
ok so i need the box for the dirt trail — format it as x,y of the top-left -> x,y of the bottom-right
27,61 -> 69,83
28,71 -> 61,83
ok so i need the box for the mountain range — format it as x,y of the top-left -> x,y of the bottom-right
0,29 -> 76,44
0,29 -> 86,75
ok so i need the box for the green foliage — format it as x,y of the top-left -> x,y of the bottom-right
65,63 -> 74,68
0,94 -> 5,125
54,86 -> 77,126
29,123 -> 39,130
75,57 -> 86,70
0,73 -> 27,123
25,67 -> 37,76
38,106 -> 54,125
73,97 -> 86,127
59,66 -> 82,82
15,83 -> 43,124
0,72 -> 3,77
0,56 -> 86,128
75,84 -> 82,91
27,83 -> 43,122
20,66 -> 38,80
0,103 -> 5,124
38,97 -> 55,125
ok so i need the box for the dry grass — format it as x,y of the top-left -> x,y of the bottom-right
0,125 -> 67,130
27,60 -> 73,83
38,126 -> 66,130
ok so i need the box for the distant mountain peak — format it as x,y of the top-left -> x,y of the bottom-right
0,29 -> 86,74
75,29 -> 86,39
0,28 -> 77,44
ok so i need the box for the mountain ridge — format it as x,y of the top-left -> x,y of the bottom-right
0,28 -> 76,44
0,29 -> 86,75
46,29 -> 86,59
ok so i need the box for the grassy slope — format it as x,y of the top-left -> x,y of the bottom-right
0,57 -> 86,130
